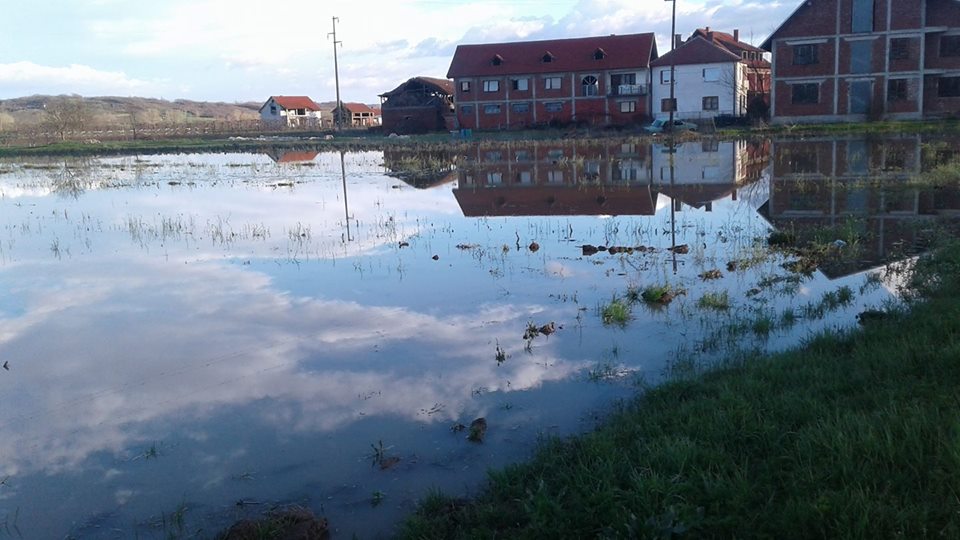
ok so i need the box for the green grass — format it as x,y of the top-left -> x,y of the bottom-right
400,242 -> 960,539
696,290 -> 730,311
600,297 -> 632,326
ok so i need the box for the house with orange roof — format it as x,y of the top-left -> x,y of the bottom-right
446,33 -> 659,130
259,96 -> 323,127
650,28 -> 770,122
331,102 -> 378,127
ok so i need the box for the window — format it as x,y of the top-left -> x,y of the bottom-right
512,78 -> 528,91
483,80 -> 499,92
888,79 -> 908,102
850,40 -> 872,74
515,150 -> 531,161
594,48 -> 606,60
852,0 -> 874,33
544,76 -> 562,90
791,83 -> 819,104
542,52 -> 555,63
940,36 -> 960,57
544,102 -> 563,112
938,76 -> 960,97
517,171 -> 532,184
850,81 -> 872,113
461,105 -> 474,115
661,98 -> 677,112
270,105 -> 277,114
702,96 -> 719,110
619,101 -> 636,113
702,67 -> 720,82
511,102 -> 531,113
460,81 -> 471,92
660,70 -> 672,84
483,104 -> 501,114
582,75 -> 599,96
485,151 -> 502,162
491,55 -> 503,66
890,38 -> 909,60
611,73 -> 636,86
793,44 -> 819,65
486,172 -> 502,184
547,170 -> 564,183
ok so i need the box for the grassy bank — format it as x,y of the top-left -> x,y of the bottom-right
401,242 -> 960,539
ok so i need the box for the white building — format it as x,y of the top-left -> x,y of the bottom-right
259,96 -> 323,127
650,29 -> 770,122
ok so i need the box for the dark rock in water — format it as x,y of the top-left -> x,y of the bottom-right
451,423 -> 466,433
399,241 -> 409,248
597,245 -> 608,251
608,246 -> 620,255
668,244 -> 689,254
431,254 -> 439,260
467,417 -> 487,442
582,244 -> 599,256
539,322 -> 556,335
528,241 -> 540,252
220,506 -> 329,540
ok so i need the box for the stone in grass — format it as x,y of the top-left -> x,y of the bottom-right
218,506 -> 329,540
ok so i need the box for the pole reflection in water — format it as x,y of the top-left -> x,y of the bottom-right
340,150 -> 353,242
669,136 -> 678,274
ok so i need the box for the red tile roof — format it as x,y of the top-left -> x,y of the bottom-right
447,33 -> 658,78
342,102 -> 376,114
650,36 -> 742,67
690,28 -> 766,55
270,96 -> 322,111
453,185 -> 657,217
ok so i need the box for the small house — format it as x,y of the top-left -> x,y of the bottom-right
259,96 -> 323,127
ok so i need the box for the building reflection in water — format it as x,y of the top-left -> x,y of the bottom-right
452,139 -> 769,217
761,135 -> 960,278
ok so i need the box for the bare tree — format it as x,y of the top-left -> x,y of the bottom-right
42,98 -> 91,141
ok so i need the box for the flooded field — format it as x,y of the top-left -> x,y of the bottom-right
0,134 -> 957,538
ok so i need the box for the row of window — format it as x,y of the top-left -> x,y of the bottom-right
460,100 -> 639,115
792,36 -> 960,67
789,76 -> 960,105
658,96 -> 720,112
658,67 -> 722,84
462,74 -> 640,96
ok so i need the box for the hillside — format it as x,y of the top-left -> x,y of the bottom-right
0,95 -> 264,129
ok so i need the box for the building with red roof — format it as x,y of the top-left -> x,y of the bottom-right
259,96 -> 323,127
331,102 -> 378,127
760,0 -> 960,123
446,33 -> 658,130
650,28 -> 770,122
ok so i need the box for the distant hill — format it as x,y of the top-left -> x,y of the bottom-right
0,95 -> 263,128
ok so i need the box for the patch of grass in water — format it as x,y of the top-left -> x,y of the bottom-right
697,290 -> 730,311
599,296 -> 632,326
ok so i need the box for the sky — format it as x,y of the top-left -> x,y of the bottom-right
0,0 -> 797,105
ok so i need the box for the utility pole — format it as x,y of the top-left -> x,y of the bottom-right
666,0 -> 677,135
329,16 -> 343,131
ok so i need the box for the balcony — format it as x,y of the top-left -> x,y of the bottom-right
609,84 -> 648,97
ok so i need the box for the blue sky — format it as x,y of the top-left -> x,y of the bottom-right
0,0 -> 795,104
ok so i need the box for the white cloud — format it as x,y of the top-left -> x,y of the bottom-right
0,62 -> 150,96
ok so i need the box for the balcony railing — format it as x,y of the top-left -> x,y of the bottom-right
609,84 -> 648,97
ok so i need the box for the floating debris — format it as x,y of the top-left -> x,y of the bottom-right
668,244 -> 689,254
220,506 -> 329,540
467,417 -> 487,443
379,456 -> 401,470
528,241 -> 540,252
2,361 -> 7,371
699,269 -> 723,280
431,255 -> 440,261
451,423 -> 466,433
538,322 -> 556,335
455,243 -> 479,250
582,244 -> 599,256
399,241 -> 409,248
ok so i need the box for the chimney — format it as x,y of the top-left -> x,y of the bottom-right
734,29 -> 740,42
705,26 -> 710,33
674,33 -> 682,49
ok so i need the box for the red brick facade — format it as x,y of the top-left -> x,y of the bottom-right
761,0 -> 960,123
447,34 -> 657,130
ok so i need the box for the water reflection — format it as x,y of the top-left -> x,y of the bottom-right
0,135 -> 958,538
762,135 -> 960,277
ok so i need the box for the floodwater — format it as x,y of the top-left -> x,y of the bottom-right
0,134 -> 957,538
